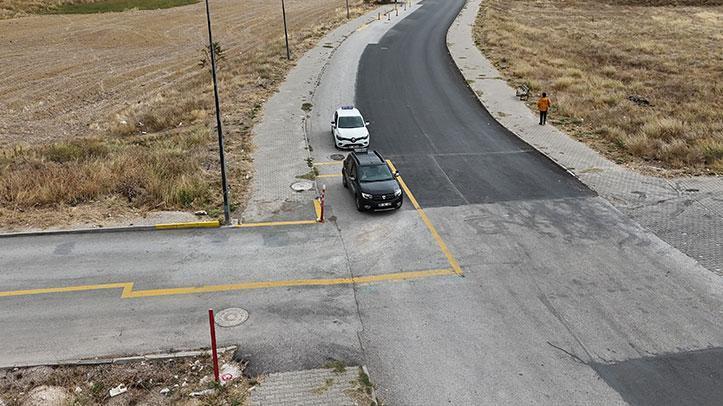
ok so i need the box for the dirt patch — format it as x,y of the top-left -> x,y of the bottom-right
0,0 -> 375,230
474,0 -> 723,176
0,350 -> 250,405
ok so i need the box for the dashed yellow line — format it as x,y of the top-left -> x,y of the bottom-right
387,160 -> 464,276
0,269 -> 455,299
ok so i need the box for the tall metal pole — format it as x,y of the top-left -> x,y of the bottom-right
204,0 -> 231,225
345,0 -> 350,19
281,0 -> 291,60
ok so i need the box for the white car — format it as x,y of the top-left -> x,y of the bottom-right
331,106 -> 370,149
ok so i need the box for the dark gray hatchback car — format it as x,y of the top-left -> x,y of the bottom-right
342,149 -> 403,212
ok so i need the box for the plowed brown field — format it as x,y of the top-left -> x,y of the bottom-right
0,0 -> 368,229
0,0 -> 351,144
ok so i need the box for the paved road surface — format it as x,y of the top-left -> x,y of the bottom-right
0,1 -> 721,405
357,0 -> 590,207
353,0 -> 723,404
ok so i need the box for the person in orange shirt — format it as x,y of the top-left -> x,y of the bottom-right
537,92 -> 551,125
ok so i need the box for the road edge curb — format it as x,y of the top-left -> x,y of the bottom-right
0,220 -> 221,239
0,346 -> 237,370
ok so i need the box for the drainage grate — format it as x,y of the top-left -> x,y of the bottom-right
330,153 -> 345,161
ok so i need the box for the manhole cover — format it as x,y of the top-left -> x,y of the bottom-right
291,181 -> 314,192
216,308 -> 249,327
330,153 -> 345,161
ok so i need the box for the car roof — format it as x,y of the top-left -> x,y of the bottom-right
336,106 -> 362,117
352,150 -> 385,166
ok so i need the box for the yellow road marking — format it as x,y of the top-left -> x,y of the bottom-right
387,160 -> 464,276
235,220 -> 317,228
313,161 -> 343,166
317,173 -> 342,178
314,198 -> 322,221
0,282 -> 133,298
0,269 -> 455,299
356,23 -> 369,32
155,220 -> 220,230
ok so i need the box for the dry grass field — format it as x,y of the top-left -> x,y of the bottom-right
475,0 -> 723,176
0,0 -> 372,229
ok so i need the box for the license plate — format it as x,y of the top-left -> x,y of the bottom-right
378,202 -> 391,207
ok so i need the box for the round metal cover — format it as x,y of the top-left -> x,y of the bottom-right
291,181 -> 314,192
216,308 -> 249,327
330,153 -> 345,161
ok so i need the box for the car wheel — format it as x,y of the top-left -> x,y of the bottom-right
342,173 -> 348,188
355,195 -> 364,212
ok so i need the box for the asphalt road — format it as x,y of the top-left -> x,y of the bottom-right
1,1 -> 721,405
356,0 -> 591,207
350,0 -> 723,404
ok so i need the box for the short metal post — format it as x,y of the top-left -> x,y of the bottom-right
208,309 -> 220,383
320,185 -> 326,223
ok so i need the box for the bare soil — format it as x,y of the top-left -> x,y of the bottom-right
0,0 -> 373,230
475,0 -> 723,176
0,350 -> 250,405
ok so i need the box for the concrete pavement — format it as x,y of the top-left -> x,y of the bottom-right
350,0 -> 723,404
1,1 -> 721,405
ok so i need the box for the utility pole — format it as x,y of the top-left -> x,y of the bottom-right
281,0 -> 291,60
345,0 -> 350,19
204,0 -> 231,225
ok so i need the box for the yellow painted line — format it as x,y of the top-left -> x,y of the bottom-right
313,161 -> 343,166
155,220 -> 220,230
125,269 -> 454,298
235,220 -> 317,228
356,22 -> 369,32
387,160 -> 464,276
314,198 -> 322,221
0,282 -> 133,298
317,173 -> 342,178
0,269 -> 455,299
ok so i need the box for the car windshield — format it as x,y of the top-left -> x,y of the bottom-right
338,116 -> 365,128
358,164 -> 394,182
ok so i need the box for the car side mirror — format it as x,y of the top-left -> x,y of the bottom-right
394,171 -> 400,178
365,121 -> 370,126
349,175 -> 356,181
331,121 -> 336,126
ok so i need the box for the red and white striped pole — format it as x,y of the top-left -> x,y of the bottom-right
208,309 -> 220,383
319,184 -> 326,223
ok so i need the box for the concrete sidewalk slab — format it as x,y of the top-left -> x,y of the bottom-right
250,366 -> 375,406
447,0 -> 722,274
